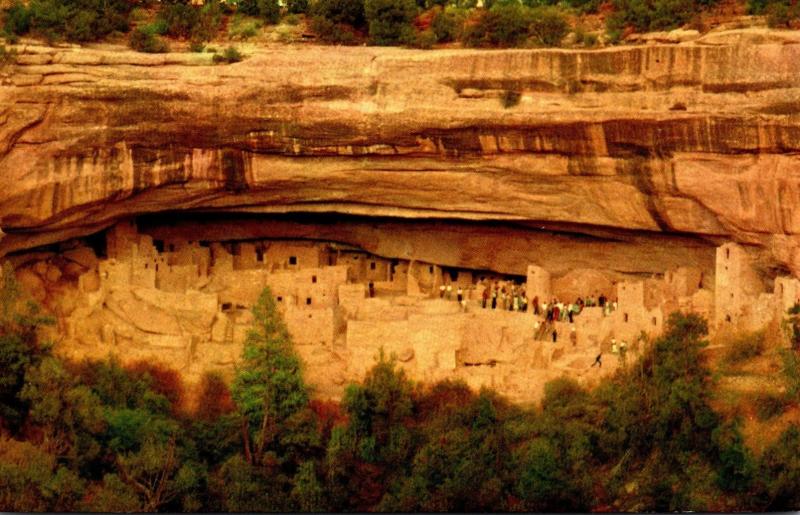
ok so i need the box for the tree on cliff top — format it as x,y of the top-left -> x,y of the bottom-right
231,287 -> 312,466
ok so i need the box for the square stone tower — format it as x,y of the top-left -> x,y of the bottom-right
714,243 -> 763,328
526,265 -> 551,302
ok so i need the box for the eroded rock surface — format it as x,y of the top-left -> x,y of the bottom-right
2,32 -> 800,276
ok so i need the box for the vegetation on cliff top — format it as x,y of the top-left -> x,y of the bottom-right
0,272 -> 799,511
3,0 -> 798,52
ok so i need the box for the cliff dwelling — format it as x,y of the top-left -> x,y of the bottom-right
6,212 -> 798,406
4,36 -> 800,407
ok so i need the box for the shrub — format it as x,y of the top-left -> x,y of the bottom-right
310,0 -> 366,28
212,45 -> 243,63
746,0 -> 770,14
283,13 -> 302,24
228,14 -> 262,39
192,0 -> 224,41
757,425 -> 800,510
157,2 -> 198,38
129,27 -> 169,53
780,349 -> 800,401
238,0 -> 281,23
607,0 -> 699,33
189,39 -> 205,52
529,6 -> 568,46
126,361 -> 184,414
712,420 -> 756,493
463,4 -> 533,47
766,2 -> 790,27
723,331 -> 765,364
364,0 -> 417,45
430,6 -> 467,41
310,14 -> 358,43
404,27 -> 436,47
2,1 -> 31,37
0,264 -> 54,434
564,0 -> 604,13
574,26 -> 599,47
23,0 -> 131,42
146,18 -> 169,36
287,0 -> 310,14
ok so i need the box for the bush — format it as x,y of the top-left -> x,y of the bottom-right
286,0 -> 310,14
363,0 -> 417,45
228,14 -> 262,39
310,15 -> 358,43
189,39 -> 205,52
310,0 -> 366,28
404,27 -> 436,47
757,425 -> 800,510
463,4 -> 533,47
23,0 -> 131,42
765,2 -> 797,27
723,331 -> 765,364
192,0 -> 224,42
746,0 -> 770,14
607,0 -> 700,33
146,18 -> 169,36
129,27 -> 169,53
2,1 -> 31,37
283,13 -> 302,24
212,46 -> 243,63
238,0 -> 281,23
430,6 -> 467,42
529,6 -> 568,46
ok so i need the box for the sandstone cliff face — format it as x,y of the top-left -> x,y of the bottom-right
3,29 -> 800,276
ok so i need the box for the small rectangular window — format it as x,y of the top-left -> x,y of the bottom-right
289,256 -> 297,265
277,296 -> 283,302
370,262 -> 376,270
624,313 -> 629,323
306,297 -> 312,305
312,275 -> 317,283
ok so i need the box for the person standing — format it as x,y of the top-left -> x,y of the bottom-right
533,295 -> 540,315
482,287 -> 489,309
491,287 -> 498,309
591,353 -> 602,367
552,329 -> 558,343
439,284 -> 445,298
368,281 -> 375,298
446,283 -> 452,300
457,287 -> 463,303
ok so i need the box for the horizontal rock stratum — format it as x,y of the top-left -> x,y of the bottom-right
3,29 -> 800,277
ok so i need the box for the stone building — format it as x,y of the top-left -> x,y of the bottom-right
42,219 -> 800,406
